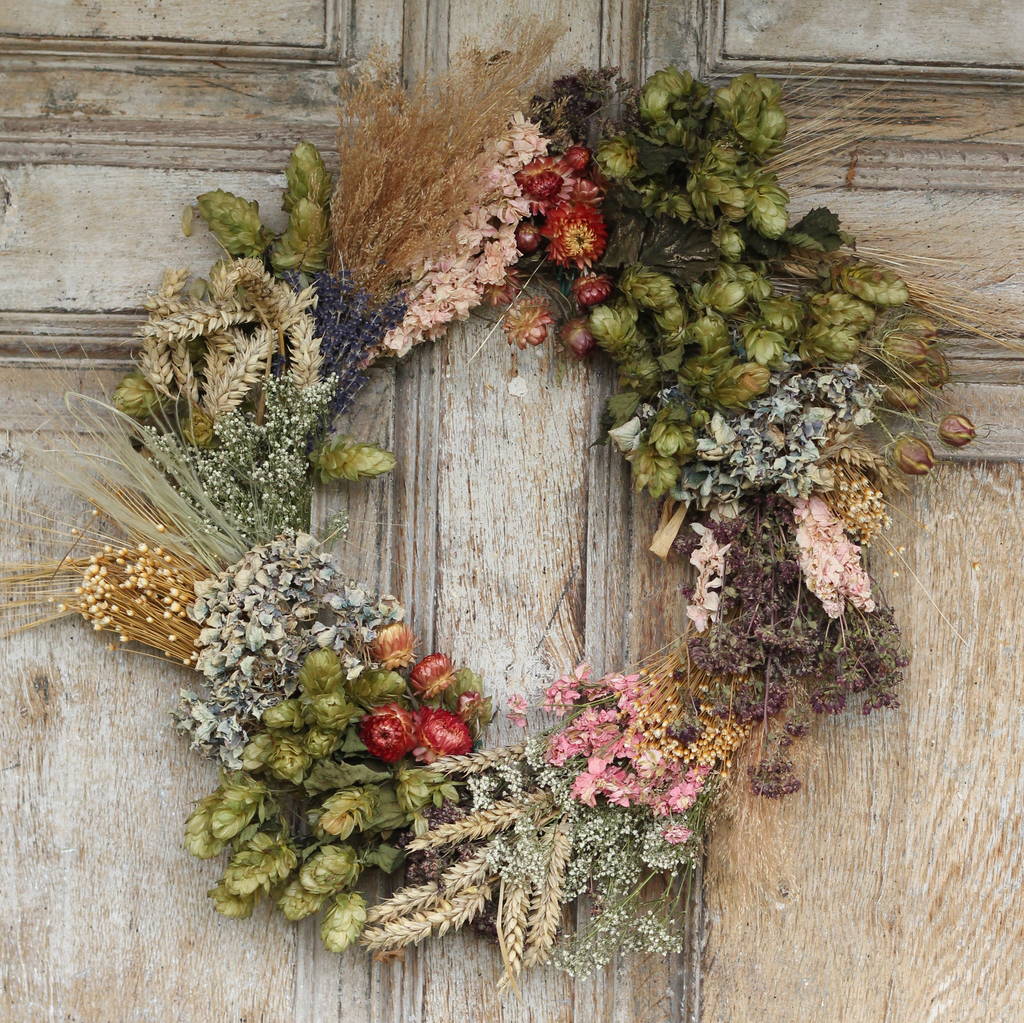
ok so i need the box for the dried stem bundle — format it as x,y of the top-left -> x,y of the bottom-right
329,22 -> 560,297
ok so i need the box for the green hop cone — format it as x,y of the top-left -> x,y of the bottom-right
808,291 -> 876,330
731,266 -> 772,302
321,892 -> 367,954
626,444 -> 680,498
710,362 -> 771,408
395,767 -> 441,814
304,691 -> 360,732
686,312 -> 730,354
181,408 -> 214,448
195,189 -> 272,257
714,223 -> 745,262
184,794 -> 226,859
839,264 -> 910,307
283,141 -> 332,212
588,301 -> 641,355
638,66 -> 690,123
713,73 -> 787,157
687,167 -> 746,224
112,371 -> 160,419
299,648 -> 344,697
278,878 -> 326,921
262,699 -> 304,732
618,265 -> 680,311
303,727 -> 340,759
208,881 -> 257,919
299,844 -> 360,895
746,177 -> 790,239
319,786 -> 379,839
799,322 -> 860,364
654,301 -> 687,335
618,355 -> 662,396
347,668 -> 407,708
693,271 -> 747,315
649,408 -> 696,459
270,197 -> 330,274
741,322 -> 789,366
244,735 -> 311,785
223,832 -> 297,897
313,437 -> 396,483
758,297 -> 803,335
596,136 -> 640,180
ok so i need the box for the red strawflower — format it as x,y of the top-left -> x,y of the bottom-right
514,156 -> 568,212
482,268 -> 522,307
572,273 -> 613,307
409,653 -> 456,699
560,145 -> 592,173
358,703 -> 416,763
542,203 -> 608,269
414,707 -> 473,763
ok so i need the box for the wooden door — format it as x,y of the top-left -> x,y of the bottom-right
1,2 -> 1021,1021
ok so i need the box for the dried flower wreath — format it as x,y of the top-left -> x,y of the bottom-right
3,36 -> 1017,988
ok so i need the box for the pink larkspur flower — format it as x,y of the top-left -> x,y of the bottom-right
686,523 -> 730,633
793,496 -> 876,619
506,693 -> 529,729
661,824 -> 693,845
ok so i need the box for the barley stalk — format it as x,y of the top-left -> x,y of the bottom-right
430,742 -> 528,776
405,790 -> 552,852
523,819 -> 571,968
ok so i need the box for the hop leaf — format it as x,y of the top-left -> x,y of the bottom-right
112,371 -> 160,419
313,437 -> 396,483
361,843 -> 403,873
195,189 -> 272,257
320,892 -> 367,954
270,197 -> 330,274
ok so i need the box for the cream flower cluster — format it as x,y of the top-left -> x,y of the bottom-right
793,495 -> 875,618
382,114 -> 549,356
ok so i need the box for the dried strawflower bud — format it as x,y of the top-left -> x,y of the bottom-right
514,222 -> 543,254
410,653 -> 456,699
893,435 -> 935,475
883,333 -> 930,365
560,317 -> 596,359
572,273 -> 613,308
882,384 -> 922,412
938,413 -> 976,448
369,622 -> 416,669
560,145 -> 592,172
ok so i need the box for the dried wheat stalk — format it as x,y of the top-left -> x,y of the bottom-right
360,882 -> 495,952
405,791 -> 553,852
363,882 -> 440,926
523,819 -> 571,968
430,742 -> 528,776
202,326 -> 273,416
497,879 -> 530,992
287,315 -> 323,390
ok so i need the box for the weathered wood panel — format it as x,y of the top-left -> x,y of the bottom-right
702,462 -> 1024,1023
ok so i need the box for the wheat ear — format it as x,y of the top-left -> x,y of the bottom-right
139,339 -> 175,395
363,882 -> 440,926
405,791 -> 553,852
202,326 -> 273,416
496,880 -> 530,993
523,819 -> 572,968
360,882 -> 495,952
430,742 -> 528,776
287,314 -> 323,390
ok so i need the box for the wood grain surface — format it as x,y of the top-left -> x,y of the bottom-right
0,1 -> 1021,1021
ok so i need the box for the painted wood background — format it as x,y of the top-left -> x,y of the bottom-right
1,2 -> 1022,1020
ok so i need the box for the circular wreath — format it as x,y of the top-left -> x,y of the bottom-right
4,42 -> 1006,987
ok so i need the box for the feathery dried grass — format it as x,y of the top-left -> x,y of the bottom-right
329,21 -> 560,297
